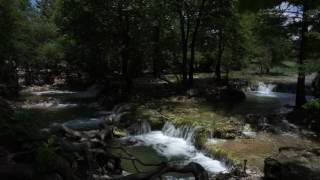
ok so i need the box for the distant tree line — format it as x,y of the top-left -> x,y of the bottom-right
0,0 -> 319,107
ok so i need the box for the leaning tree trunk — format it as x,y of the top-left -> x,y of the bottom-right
296,1 -> 309,108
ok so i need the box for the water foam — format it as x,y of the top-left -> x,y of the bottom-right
22,102 -> 78,109
129,122 -> 227,173
32,90 -> 76,96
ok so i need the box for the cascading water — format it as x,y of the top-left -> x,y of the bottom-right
125,121 -> 228,174
257,82 -> 276,93
134,121 -> 152,135
255,82 -> 276,95
162,122 -> 198,143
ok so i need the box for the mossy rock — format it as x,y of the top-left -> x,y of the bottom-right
113,127 -> 128,137
194,128 -> 209,149
213,122 -> 242,139
207,146 -> 240,167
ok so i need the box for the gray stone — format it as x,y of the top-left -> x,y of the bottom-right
264,147 -> 320,180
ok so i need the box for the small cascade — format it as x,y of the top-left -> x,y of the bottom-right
134,121 -> 152,135
256,82 -> 276,95
162,122 -> 198,143
128,121 -> 228,173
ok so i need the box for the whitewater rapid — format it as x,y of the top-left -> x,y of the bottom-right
125,122 -> 227,174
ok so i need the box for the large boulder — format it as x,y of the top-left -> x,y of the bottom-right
264,147 -> 320,180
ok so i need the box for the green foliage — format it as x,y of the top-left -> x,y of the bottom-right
0,0 -> 319,89
238,0 -> 281,12
207,147 -> 240,166
36,137 -> 60,173
303,99 -> 320,111
0,109 -> 40,142
0,0 -> 16,62
194,128 -> 209,149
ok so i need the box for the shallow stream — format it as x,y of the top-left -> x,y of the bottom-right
19,82 -> 320,178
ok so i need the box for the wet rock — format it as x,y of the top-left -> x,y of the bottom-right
264,147 -> 320,180
213,128 -> 240,139
245,114 -> 293,133
213,118 -> 243,139
214,165 -> 263,180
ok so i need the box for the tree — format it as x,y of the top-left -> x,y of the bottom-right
239,0 -> 320,108
207,0 -> 240,82
0,0 -> 19,96
253,10 -> 292,74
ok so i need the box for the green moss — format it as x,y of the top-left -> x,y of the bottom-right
113,127 -> 128,137
194,128 -> 209,149
207,146 -> 240,166
303,98 -> 320,110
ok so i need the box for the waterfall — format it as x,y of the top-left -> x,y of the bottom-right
162,122 -> 198,144
128,121 -> 228,173
134,121 -> 152,135
256,82 -> 276,95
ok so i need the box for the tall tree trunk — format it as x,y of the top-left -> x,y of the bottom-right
179,0 -> 188,85
188,18 -> 200,87
153,24 -> 160,78
215,29 -> 223,82
188,0 -> 206,87
121,14 -> 132,92
296,1 -> 309,108
226,65 -> 229,84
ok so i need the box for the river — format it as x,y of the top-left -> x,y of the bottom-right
18,82 -> 320,179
